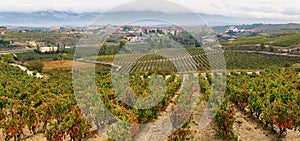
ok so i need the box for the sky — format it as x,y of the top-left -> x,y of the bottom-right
1,0 -> 300,20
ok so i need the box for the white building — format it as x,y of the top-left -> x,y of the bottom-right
38,47 -> 59,53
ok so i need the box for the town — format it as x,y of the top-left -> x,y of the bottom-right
0,24 -> 256,49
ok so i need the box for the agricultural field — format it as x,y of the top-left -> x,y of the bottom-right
0,31 -> 71,39
0,31 -> 81,49
221,31 -> 300,47
0,59 -> 195,140
1,1 -> 300,140
224,51 -> 300,70
0,45 -> 300,141
15,48 -> 75,61
225,68 -> 300,140
91,48 -> 300,71
0,62 -> 90,141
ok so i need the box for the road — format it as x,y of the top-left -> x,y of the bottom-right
230,50 -> 300,57
76,58 -> 121,69
0,48 -> 36,54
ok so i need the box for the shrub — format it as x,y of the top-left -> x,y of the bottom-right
260,43 -> 265,51
214,96 -> 238,141
26,60 -> 44,72
32,71 -> 37,76
283,62 -> 292,67
1,54 -> 14,63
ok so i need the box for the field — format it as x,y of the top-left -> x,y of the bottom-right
15,49 -> 74,61
91,48 -> 300,71
225,68 -> 300,139
0,31 -> 71,39
0,31 -> 81,48
221,32 -> 300,47
224,51 -> 300,70
0,47 -> 300,141
0,62 -> 83,141
43,60 -> 74,70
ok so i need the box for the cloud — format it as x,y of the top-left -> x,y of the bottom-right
282,7 -> 300,16
0,0 -> 134,13
0,0 -> 299,21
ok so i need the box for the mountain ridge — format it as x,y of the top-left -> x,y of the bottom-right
0,11 -> 296,27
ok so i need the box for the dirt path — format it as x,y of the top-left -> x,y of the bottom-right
234,111 -> 277,141
189,101 -> 222,141
234,110 -> 300,141
133,74 -> 191,141
10,63 -> 44,78
188,104 -> 300,141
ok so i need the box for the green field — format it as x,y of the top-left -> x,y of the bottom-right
91,48 -> 300,71
221,32 -> 300,47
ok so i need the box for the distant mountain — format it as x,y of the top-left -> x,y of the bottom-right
0,11 -> 298,27
0,11 -> 98,27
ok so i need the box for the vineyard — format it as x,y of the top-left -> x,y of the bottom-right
93,48 -> 300,71
0,46 -> 300,140
225,68 -> 300,139
196,67 -> 300,140
0,62 -> 91,141
0,59 -> 199,140
221,32 -> 300,47
82,47 -> 300,140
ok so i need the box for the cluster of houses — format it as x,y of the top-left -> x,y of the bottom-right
88,25 -> 184,43
49,26 -> 93,34
87,25 -> 182,35
48,25 -> 182,36
47,25 -> 184,43
216,26 -> 260,41
226,26 -> 259,35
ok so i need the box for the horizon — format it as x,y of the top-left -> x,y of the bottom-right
1,0 -> 300,27
1,0 -> 300,19
1,11 -> 300,28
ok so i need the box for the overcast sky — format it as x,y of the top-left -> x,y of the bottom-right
1,0 -> 300,19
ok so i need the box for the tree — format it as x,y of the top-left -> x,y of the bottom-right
63,44 -> 66,52
59,53 -> 69,60
1,54 -> 14,63
36,45 -> 41,54
57,43 -> 60,52
283,61 -> 292,67
269,44 -> 274,52
26,61 -> 44,72
103,42 -> 108,50
119,39 -> 128,50
260,43 -> 265,51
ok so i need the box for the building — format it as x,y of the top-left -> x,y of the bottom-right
202,36 -> 217,43
0,26 -> 7,34
37,47 -> 59,53
87,25 -> 103,30
124,34 -> 138,42
49,26 -> 64,32
226,26 -> 240,35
